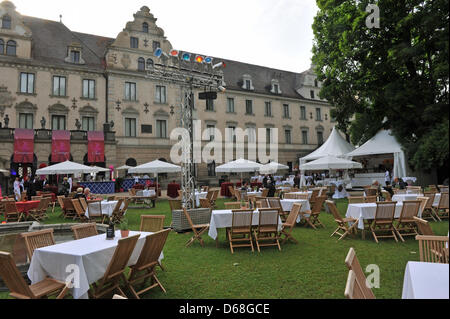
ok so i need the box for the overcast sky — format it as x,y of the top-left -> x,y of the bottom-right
12,0 -> 318,72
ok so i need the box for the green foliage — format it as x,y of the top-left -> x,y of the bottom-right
312,0 -> 449,173
118,218 -> 129,231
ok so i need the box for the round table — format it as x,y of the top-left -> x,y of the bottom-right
167,183 -> 180,198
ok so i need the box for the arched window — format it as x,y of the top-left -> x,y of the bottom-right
142,22 -> 149,33
0,39 -> 4,54
2,15 -> 11,29
125,158 -> 137,167
137,57 -> 145,71
6,40 -> 16,56
146,58 -> 154,69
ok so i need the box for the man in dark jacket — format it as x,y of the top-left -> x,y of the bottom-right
293,174 -> 300,188
267,180 -> 276,197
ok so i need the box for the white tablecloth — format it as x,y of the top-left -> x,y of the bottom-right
346,203 -> 404,230
27,231 -> 163,299
136,190 -> 156,197
85,200 -> 124,218
392,194 -> 423,202
286,191 -> 312,199
208,210 -> 282,240
333,188 -> 348,199
280,199 -> 310,214
195,192 -> 208,207
402,262 -> 449,299
247,191 -> 262,197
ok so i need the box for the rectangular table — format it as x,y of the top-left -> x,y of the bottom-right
27,231 -> 163,299
136,190 -> 156,198
85,200 -> 124,218
402,262 -> 449,299
208,209 -> 282,241
346,203 -> 405,230
392,194 -> 423,202
285,191 -> 312,199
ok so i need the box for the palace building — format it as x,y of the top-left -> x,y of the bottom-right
0,1 -> 335,188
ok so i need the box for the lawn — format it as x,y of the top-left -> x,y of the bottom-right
1,198 -> 448,299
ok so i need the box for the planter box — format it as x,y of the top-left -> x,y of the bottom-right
171,208 -> 211,232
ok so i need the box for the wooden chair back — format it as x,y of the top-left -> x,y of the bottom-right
256,208 -> 279,233
267,197 -> 282,210
235,189 -> 241,201
71,199 -> 86,219
3,201 -> 20,221
438,192 -> 449,209
439,186 -> 449,193
416,196 -> 429,217
415,235 -> 449,263
168,199 -> 182,211
62,197 -> 74,211
345,248 -> 376,299
182,208 -> 198,231
365,188 -> 378,196
285,203 -> 301,227
398,200 -> 421,222
110,199 -> 125,223
327,200 -> 343,223
140,215 -> 165,232
311,196 -> 327,214
212,190 -> 219,201
428,185 -> 438,193
284,193 -> 297,199
199,198 -> 212,208
79,197 -> 88,212
133,229 -> 170,271
224,202 -> 242,210
365,196 -> 377,203
206,191 -> 214,201
31,196 -> 43,201
394,188 -> 406,194
374,201 -> 397,222
120,198 -> 130,214
107,196 -> 116,201
129,188 -> 137,196
255,197 -> 269,208
57,195 -> 65,209
296,193 -> 309,200
71,223 -> 98,240
381,190 -> 392,201
344,270 -> 367,299
423,192 -> 435,209
87,200 -> 103,218
348,196 -> 365,204
231,209 -> 253,234
0,251 -> 34,299
261,189 -> 269,197
21,229 -> 55,260
20,191 -> 27,202
201,186 -> 209,193
407,186 -> 422,194
413,217 -> 434,236
228,186 -> 235,199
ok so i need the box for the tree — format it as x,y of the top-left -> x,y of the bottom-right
312,0 -> 449,175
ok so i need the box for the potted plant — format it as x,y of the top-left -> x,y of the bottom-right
119,218 -> 129,238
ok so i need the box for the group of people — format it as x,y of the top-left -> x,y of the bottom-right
12,174 -> 75,201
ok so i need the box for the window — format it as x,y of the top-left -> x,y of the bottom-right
206,99 -> 214,111
156,120 -> 167,138
142,22 -> 149,33
138,58 -> 145,71
124,82 -> 137,101
273,84 -> 280,94
130,37 -> 139,49
51,115 -> 66,130
155,85 -> 167,104
317,131 -> 324,145
207,125 -> 215,141
20,73 -> 34,94
314,79 -> 319,87
310,90 -> 315,99
52,76 -> 66,96
146,58 -> 154,69
226,98 -> 235,113
82,116 -> 95,131
285,130 -> 292,144
245,80 -> 251,90
6,40 -> 16,56
227,126 -> 236,143
70,50 -> 80,63
19,113 -> 33,129
208,161 -> 216,177
316,108 -> 322,121
283,104 -> 290,118
265,102 -> 272,117
82,79 -> 95,99
300,106 -> 307,120
125,118 -> 137,137
141,125 -> 152,134
0,39 -> 4,54
1,15 -> 11,29
152,41 -> 160,52
245,100 -> 253,115
302,130 -> 308,145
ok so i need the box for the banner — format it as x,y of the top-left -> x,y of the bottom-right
13,129 -> 35,163
88,131 -> 105,163
51,130 -> 71,163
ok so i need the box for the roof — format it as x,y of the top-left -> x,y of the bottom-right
301,127 -> 355,161
346,130 -> 404,157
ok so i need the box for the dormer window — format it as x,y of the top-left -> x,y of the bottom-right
142,22 -> 149,33
71,50 -> 80,63
270,79 -> 282,95
242,74 -> 254,91
310,90 -> 315,99
65,43 -> 85,64
1,15 -> 11,29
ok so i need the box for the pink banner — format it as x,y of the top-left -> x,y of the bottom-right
88,131 -> 105,163
13,129 -> 34,163
51,130 -> 71,163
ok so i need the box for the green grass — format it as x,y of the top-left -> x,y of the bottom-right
1,198 -> 448,299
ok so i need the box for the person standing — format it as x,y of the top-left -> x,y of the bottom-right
385,169 -> 391,187
68,175 -> 73,193
294,174 -> 300,189
13,177 -> 21,201
27,176 -> 37,200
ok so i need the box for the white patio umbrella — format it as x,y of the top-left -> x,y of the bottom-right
300,155 -> 363,171
215,158 -> 263,182
128,160 -> 181,193
116,165 -> 132,170
259,162 -> 289,174
91,166 -> 110,173
35,161 -> 99,175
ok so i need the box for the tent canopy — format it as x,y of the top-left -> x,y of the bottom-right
116,165 -> 132,170
35,161 -> 99,175
259,162 -> 289,174
216,158 -> 263,173
128,160 -> 181,174
91,166 -> 110,173
301,127 -> 355,161
300,155 -> 363,171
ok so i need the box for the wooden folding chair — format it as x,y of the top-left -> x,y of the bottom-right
365,188 -> 377,197
89,234 -> 140,299
283,193 -> 297,199
381,190 -> 392,201
199,198 -> 212,208
327,200 -> 359,241
224,202 -> 243,210
255,197 -> 269,209
433,192 -> 449,221
415,235 -> 449,264
183,208 -> 210,248
3,201 -> 24,223
348,196 -> 365,204
280,203 -> 301,244
345,270 -> 368,299
210,190 -> 219,208
439,186 -> 449,193
296,193 -> 309,200
126,229 -> 171,298
86,200 -> 105,223
370,202 -> 398,243
71,223 -> 98,240
365,196 -> 377,203
267,197 -> 287,221
413,216 -> 434,236
227,209 -> 254,254
72,199 -> 89,222
261,189 -> 269,198
307,196 -> 327,229
110,199 -> 125,225
344,248 -> 376,299
0,251 -> 69,299
201,186 -> 209,193
21,229 -> 55,261
140,215 -> 165,233
394,188 -> 406,194
253,208 -> 281,252
28,197 -> 51,221
422,192 -> 438,221
228,186 -> 236,200
407,186 -> 422,194
62,197 -> 76,219
394,200 -> 421,242
309,189 -> 320,206
168,199 -> 182,211
79,197 -> 88,212
428,185 -> 438,193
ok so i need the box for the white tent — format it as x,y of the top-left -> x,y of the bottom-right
259,162 -> 289,174
116,165 -> 132,170
300,155 -> 363,171
35,161 -> 99,175
91,166 -> 110,173
128,160 -> 181,192
345,129 -> 407,179
215,158 -> 263,173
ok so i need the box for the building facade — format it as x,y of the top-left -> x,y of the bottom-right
0,2 -> 335,187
